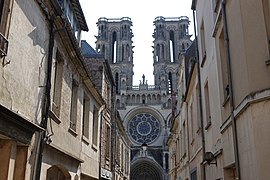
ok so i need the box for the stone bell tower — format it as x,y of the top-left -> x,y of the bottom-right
153,16 -> 192,94
95,17 -> 134,95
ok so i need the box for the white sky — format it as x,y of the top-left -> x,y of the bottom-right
80,0 -> 194,85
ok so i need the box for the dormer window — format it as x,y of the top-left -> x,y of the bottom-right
59,0 -> 83,41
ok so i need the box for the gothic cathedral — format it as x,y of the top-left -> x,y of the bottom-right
95,16 -> 192,180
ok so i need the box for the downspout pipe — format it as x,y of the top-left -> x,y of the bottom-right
34,16 -> 55,180
99,105 -> 106,180
33,1 -> 63,178
191,3 -> 206,180
111,87 -> 117,180
221,1 -> 241,179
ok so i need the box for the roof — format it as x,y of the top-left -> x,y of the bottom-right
81,40 -> 104,58
72,0 -> 88,31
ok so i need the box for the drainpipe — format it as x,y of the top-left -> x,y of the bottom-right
221,1 -> 241,179
191,3 -> 206,180
111,85 -> 117,180
99,105 -> 106,180
33,1 -> 63,178
34,15 -> 55,180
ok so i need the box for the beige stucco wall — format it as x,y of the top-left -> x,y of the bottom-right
226,0 -> 270,107
236,99 -> 270,180
171,0 -> 270,179
0,0 -> 47,124
0,0 -> 102,179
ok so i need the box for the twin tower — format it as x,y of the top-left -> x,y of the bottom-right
95,16 -> 192,102
95,16 -> 192,180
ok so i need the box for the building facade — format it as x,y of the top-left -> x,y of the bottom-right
168,0 -> 270,180
0,0 -> 108,179
81,41 -> 114,180
114,111 -> 132,180
95,16 -> 192,180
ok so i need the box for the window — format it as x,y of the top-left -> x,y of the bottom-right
115,72 -> 119,95
52,51 -> 64,117
62,0 -> 80,40
191,169 -> 197,180
204,81 -> 211,129
170,31 -> 175,62
92,106 -> 98,146
112,31 -> 117,63
0,0 -> 12,56
218,29 -> 229,100
106,124 -> 111,158
82,93 -> 90,139
156,44 -> 160,62
128,113 -> 160,144
165,153 -> 169,171
47,165 -> 67,180
70,79 -> 78,131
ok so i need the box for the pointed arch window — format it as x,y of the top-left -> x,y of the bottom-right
115,72 -> 120,95
169,30 -> 175,62
112,31 -> 117,63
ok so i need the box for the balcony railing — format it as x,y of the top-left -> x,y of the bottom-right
0,32 -> 8,56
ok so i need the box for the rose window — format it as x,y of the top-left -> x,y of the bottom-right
128,113 -> 160,144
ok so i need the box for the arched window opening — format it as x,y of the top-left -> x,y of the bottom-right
115,72 -> 120,95
127,95 -> 131,103
136,94 -> 140,104
122,44 -> 124,61
156,44 -> 160,62
112,31 -> 117,63
169,30 -> 175,62
46,165 -> 71,180
147,94 -> 151,104
161,44 -> 165,59
132,94 -> 135,103
127,44 -> 130,62
142,94 -> 146,104
168,72 -> 173,94
157,94 -> 161,103
152,94 -> 156,104
165,153 -> 169,171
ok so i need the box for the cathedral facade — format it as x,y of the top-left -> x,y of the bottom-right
95,16 -> 192,180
